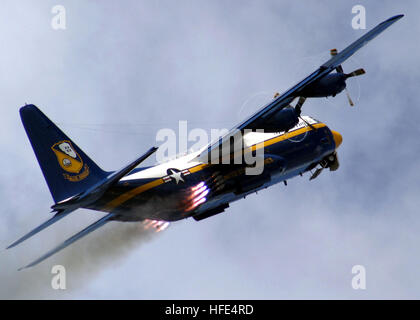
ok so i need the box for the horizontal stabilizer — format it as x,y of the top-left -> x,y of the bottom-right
90,147 -> 158,194
19,212 -> 115,270
52,146 -> 158,210
6,209 -> 74,249
8,147 -> 157,251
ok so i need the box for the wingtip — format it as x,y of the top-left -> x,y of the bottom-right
18,261 -> 36,271
7,237 -> 30,250
388,14 -> 404,21
17,264 -> 29,271
6,241 -> 19,250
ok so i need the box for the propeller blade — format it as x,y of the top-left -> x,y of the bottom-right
299,116 -> 316,130
295,96 -> 306,114
329,153 -> 340,171
330,49 -> 344,73
345,88 -> 354,107
346,68 -> 366,78
309,167 -> 323,180
336,65 -> 344,74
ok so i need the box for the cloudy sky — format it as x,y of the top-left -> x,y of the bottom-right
0,0 -> 418,299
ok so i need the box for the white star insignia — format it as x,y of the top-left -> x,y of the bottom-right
168,169 -> 184,184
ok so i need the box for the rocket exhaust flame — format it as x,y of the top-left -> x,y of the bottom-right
193,197 -> 206,207
185,197 -> 207,212
158,222 -> 170,231
142,220 -> 154,229
193,189 -> 209,203
182,181 -> 210,212
191,182 -> 205,191
142,219 -> 170,232
191,186 -> 207,197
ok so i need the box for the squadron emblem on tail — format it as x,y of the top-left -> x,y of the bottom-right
51,140 -> 89,181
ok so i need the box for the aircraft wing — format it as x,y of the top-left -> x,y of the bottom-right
198,14 -> 403,161
18,212 -> 116,270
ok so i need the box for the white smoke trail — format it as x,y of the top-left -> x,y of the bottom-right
1,217 -> 162,299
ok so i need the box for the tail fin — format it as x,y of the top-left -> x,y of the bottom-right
20,104 -> 108,203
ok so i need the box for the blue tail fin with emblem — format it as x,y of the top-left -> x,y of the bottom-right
20,104 -> 109,203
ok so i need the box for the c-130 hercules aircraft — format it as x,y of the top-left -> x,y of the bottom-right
8,15 -> 403,269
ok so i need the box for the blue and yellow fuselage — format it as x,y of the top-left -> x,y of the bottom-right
87,117 -> 342,222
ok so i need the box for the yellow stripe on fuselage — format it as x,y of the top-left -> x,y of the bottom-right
104,178 -> 164,211
103,123 -> 327,211
249,123 -> 326,151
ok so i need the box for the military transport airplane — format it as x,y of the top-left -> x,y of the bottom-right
8,15 -> 403,269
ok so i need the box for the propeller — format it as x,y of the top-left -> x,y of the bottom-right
345,89 -> 354,106
309,152 -> 340,180
330,48 -> 365,106
294,96 -> 317,130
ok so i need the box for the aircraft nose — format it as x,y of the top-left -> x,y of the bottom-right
331,130 -> 342,149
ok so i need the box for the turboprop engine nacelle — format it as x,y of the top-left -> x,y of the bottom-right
258,106 -> 300,133
300,73 -> 347,98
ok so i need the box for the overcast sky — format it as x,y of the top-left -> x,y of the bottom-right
1,0 -> 419,299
